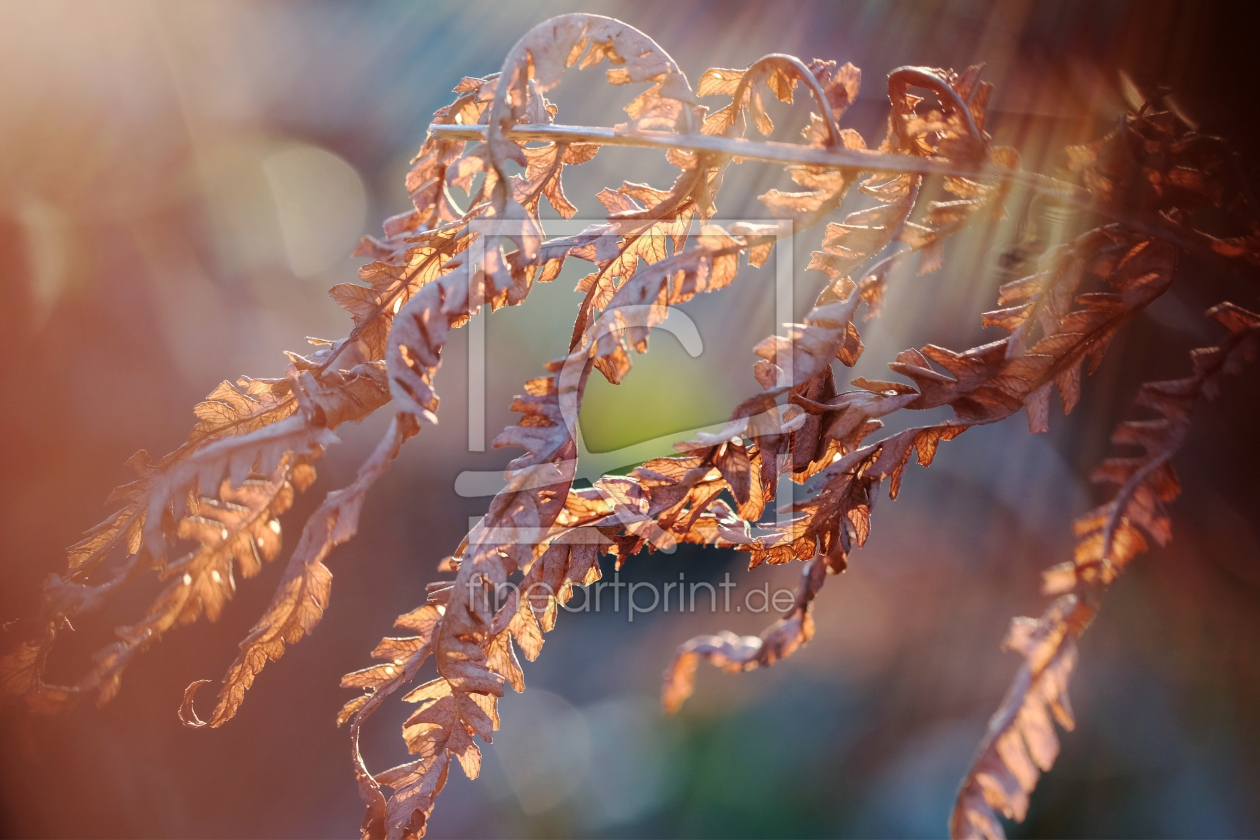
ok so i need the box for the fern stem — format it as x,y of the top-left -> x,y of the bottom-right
430,123 -> 1072,193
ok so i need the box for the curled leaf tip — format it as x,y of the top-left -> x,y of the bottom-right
178,679 -> 213,728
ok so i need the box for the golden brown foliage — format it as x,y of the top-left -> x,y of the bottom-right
3,13 -> 1258,839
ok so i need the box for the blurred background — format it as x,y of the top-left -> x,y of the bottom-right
1,1 -> 1258,837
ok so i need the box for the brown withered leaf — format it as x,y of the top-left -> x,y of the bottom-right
663,557 -> 827,712
951,596 -> 1087,840
181,416 -> 417,729
64,450 -> 154,574
807,190 -> 916,282
510,142 -> 598,219
65,375 -> 299,581
332,222 -> 474,361
190,377 -> 297,447
958,304 -> 1260,839
77,470 -> 301,706
140,361 -> 391,559
1044,301 -> 1260,594
0,623 -> 74,714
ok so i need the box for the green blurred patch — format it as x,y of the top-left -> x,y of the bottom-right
578,335 -> 734,455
